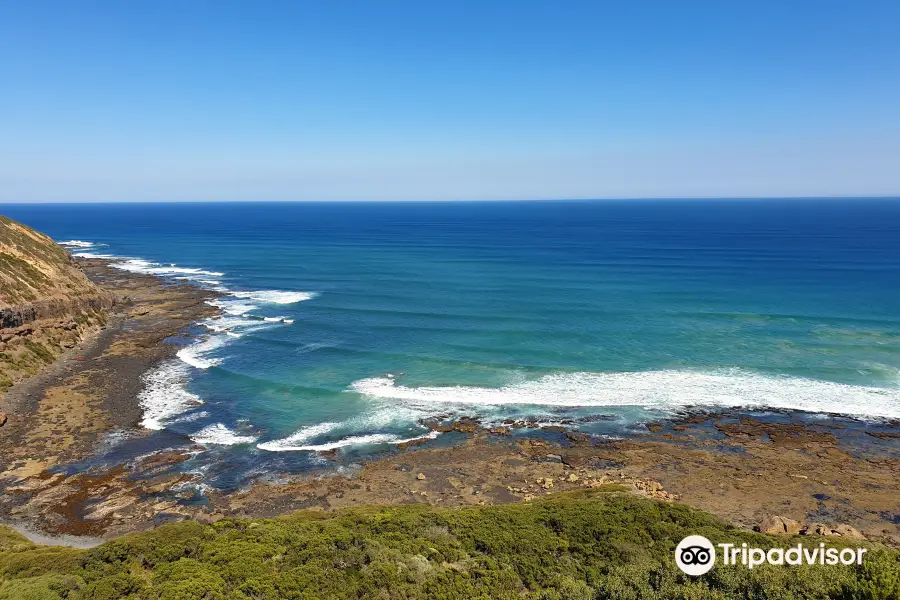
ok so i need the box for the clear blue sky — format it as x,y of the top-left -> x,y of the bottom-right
1,1 -> 899,202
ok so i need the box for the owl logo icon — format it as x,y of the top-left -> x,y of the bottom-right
675,535 -> 716,576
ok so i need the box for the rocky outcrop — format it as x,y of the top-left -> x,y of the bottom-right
0,215 -> 116,391
756,515 -> 866,539
758,515 -> 803,535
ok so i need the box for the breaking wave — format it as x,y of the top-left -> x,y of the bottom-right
349,369 -> 900,420
111,258 -> 224,278
258,426 -> 439,452
59,240 -> 106,248
229,290 -> 318,305
176,335 -> 228,369
138,360 -> 204,430
191,423 -> 258,445
68,240 -> 320,431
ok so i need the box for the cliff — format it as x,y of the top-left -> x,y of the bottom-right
0,215 -> 116,391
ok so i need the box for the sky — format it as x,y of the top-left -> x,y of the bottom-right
1,0 -> 899,202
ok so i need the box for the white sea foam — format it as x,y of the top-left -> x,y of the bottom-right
59,240 -> 106,248
229,290 -> 317,304
169,410 -> 210,424
176,335 -> 228,369
112,258 -> 224,278
191,423 -> 258,445
256,422 -> 341,451
276,431 -> 440,452
263,316 -> 292,323
349,369 -> 900,420
72,251 -> 119,259
138,360 -> 204,430
206,298 -> 258,316
257,423 -> 439,452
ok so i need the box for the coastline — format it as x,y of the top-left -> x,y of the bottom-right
0,256 -> 898,546
0,256 -> 221,536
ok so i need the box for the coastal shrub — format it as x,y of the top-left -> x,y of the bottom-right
0,492 -> 897,599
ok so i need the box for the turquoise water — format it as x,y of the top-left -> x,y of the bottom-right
3,200 -> 899,486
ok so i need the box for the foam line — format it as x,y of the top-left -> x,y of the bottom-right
176,335 -> 228,369
191,423 -> 258,445
58,240 -> 106,248
256,422 -> 341,451
112,258 -> 224,278
258,429 -> 439,452
229,290 -> 317,304
138,360 -> 204,430
349,369 -> 900,420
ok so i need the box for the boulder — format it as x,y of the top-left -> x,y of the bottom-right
757,515 -> 803,535
833,524 -> 865,539
804,523 -> 833,536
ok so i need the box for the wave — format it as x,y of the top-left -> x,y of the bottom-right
58,240 -> 106,248
256,421 -> 340,451
176,335 -> 228,369
65,240 -> 320,432
257,422 -> 439,452
349,368 -> 900,420
112,258 -> 224,278
274,431 -> 440,452
191,423 -> 258,445
229,290 -> 318,305
138,360 -> 204,430
72,251 -> 119,259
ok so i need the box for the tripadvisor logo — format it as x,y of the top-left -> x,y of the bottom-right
676,535 -> 716,575
675,535 -> 868,575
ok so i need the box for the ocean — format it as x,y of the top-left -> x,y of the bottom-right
3,199 -> 899,489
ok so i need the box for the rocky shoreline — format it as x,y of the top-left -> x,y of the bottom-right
0,257 -> 220,535
1,257 -> 898,547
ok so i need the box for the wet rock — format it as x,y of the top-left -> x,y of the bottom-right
757,515 -> 803,535
564,431 -> 591,445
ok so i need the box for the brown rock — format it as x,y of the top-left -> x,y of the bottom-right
757,515 -> 803,535
804,523 -> 833,536
416,472 -> 426,480
0,412 -> 7,427
833,524 -> 865,539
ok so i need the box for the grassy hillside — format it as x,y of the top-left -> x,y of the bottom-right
0,215 -> 115,391
0,215 -> 98,308
0,491 -> 896,599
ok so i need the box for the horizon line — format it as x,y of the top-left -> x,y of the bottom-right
2,195 -> 900,206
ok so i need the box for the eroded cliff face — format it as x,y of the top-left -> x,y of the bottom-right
0,215 -> 116,391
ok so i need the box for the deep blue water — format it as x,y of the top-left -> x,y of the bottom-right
3,199 -> 899,487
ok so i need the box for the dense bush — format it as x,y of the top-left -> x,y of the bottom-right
1,490 -> 897,599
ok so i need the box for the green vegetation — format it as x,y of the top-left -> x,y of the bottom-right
1,492 -> 897,599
